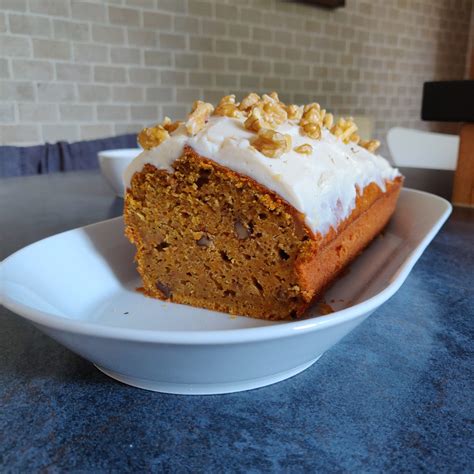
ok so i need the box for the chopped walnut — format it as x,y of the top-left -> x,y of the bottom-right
360,139 -> 381,153
286,104 -> 303,121
234,220 -> 249,240
138,124 -> 170,150
299,103 -> 324,139
268,91 -> 280,102
259,94 -> 288,127
331,117 -> 358,144
186,100 -> 214,135
294,144 -> 313,154
252,128 -> 292,158
244,106 -> 270,132
239,92 -> 260,112
162,116 -> 182,133
214,94 -> 244,119
322,112 -> 334,129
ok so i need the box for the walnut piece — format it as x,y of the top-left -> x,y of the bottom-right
299,103 -> 324,139
294,144 -> 313,154
286,104 -> 303,121
186,100 -> 214,135
331,117 -> 359,144
244,106 -> 270,132
360,139 -> 381,153
322,112 -> 334,129
259,93 -> 288,127
138,125 -> 170,150
252,128 -> 292,158
214,95 -> 243,119
162,116 -> 182,133
239,92 -> 260,111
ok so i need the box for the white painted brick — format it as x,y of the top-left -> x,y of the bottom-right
125,0 -> 156,8
188,0 -> 213,17
0,0 -> 27,12
37,82 -> 76,102
0,81 -> 35,101
110,46 -> 141,64
188,35 -> 213,52
201,89 -> 222,104
94,65 -> 127,83
201,54 -> 225,70
188,71 -> 213,87
0,35 -> 31,57
155,0 -> 185,13
71,1 -> 107,22
59,104 -> 94,121
228,23 -> 249,39
108,6 -> 140,26
215,39 -> 237,54
144,50 -> 172,66
127,29 -> 156,47
215,3 -> 237,20
56,63 -> 91,82
113,85 -> 144,102
173,16 -> 199,34
0,58 -> 10,78
1,124 -> 40,144
0,103 -> 15,123
42,124 -> 79,143
128,67 -> 158,84
78,84 -> 111,102
160,69 -> 186,86
97,104 -> 129,121
18,103 -> 59,121
161,104 -> 187,119
176,87 -> 200,103
159,33 -> 186,50
92,24 -> 125,45
12,59 -> 54,80
73,43 -> 108,63
175,52 -> 199,69
200,19 -> 226,36
32,39 -> 70,60
145,86 -> 174,102
130,104 -> 158,120
53,19 -> 90,41
215,73 -> 238,88
240,42 -> 262,57
142,11 -> 171,29
114,123 -> 141,135
29,0 -> 70,17
9,13 -> 52,37
240,75 -> 261,89
79,124 -> 114,140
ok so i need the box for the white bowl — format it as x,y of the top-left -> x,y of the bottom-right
98,148 -> 142,197
0,189 -> 451,395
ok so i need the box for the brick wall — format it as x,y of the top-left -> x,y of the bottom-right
0,0 -> 472,155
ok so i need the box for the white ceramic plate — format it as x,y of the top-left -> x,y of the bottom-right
0,189 -> 451,395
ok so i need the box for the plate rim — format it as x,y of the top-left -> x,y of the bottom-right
0,188 -> 452,345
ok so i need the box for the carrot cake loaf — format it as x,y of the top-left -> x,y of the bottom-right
123,92 -> 402,320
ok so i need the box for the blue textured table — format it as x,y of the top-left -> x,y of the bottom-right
1,171 -> 473,472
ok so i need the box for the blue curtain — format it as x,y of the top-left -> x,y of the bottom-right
0,134 -> 137,178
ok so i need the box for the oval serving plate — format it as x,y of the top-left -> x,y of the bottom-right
0,189 -> 451,394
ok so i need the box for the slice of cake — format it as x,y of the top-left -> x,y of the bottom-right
123,93 -> 402,320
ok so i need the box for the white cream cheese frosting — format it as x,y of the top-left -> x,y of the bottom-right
124,115 -> 400,235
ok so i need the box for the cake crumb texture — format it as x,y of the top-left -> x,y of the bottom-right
124,146 -> 402,320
